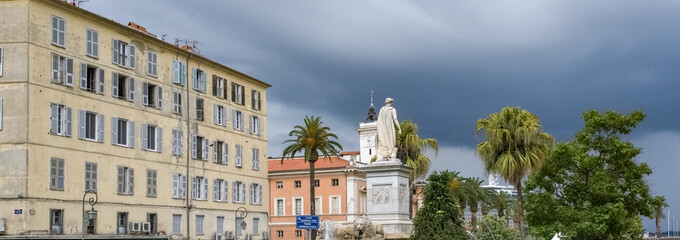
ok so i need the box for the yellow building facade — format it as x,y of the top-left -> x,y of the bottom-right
0,0 -> 270,239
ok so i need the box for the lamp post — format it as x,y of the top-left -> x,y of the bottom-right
235,207 -> 248,240
82,190 -> 98,240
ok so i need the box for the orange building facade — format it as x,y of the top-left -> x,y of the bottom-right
268,155 -> 366,239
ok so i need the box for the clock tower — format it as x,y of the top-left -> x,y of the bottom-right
357,91 -> 378,164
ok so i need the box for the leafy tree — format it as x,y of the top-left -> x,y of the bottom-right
476,216 -> 520,240
525,110 -> 653,239
396,120 -> 439,180
650,196 -> 669,237
281,116 -> 342,240
411,171 -> 469,240
476,107 -> 554,239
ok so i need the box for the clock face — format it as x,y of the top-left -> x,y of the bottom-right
366,137 -> 375,147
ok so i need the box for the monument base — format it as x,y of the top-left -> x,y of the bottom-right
360,159 -> 413,239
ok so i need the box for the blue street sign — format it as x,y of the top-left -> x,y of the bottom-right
296,215 -> 319,229
14,209 -> 22,214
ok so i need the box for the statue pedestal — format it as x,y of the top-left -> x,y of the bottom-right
360,159 -> 412,239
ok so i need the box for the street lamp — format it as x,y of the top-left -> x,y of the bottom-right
235,207 -> 248,240
82,190 -> 98,239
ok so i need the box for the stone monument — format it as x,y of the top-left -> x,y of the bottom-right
360,97 -> 413,239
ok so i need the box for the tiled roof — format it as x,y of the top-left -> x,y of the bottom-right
268,156 -> 349,172
340,151 -> 360,155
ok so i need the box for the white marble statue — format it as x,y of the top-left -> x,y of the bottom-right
376,98 -> 401,160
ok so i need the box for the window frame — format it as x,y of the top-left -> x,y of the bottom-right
147,51 -> 158,77
111,117 -> 135,148
172,130 -> 183,156
294,197 -> 304,216
294,180 -> 301,188
330,195 -> 342,214
85,28 -> 99,58
49,103 -> 72,137
51,15 -> 65,47
195,215 -> 204,235
274,198 -> 285,216
116,166 -> 134,195
251,89 -> 261,111
50,157 -> 65,191
332,178 -> 339,186
146,169 -> 157,197
192,67 -> 207,92
112,39 -> 135,69
173,92 -> 182,115
84,162 -> 97,191
141,124 -> 162,152
172,214 -> 182,235
51,53 -> 74,87
276,181 -> 283,189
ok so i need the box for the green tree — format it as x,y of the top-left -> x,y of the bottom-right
493,191 -> 513,219
476,107 -> 554,239
411,170 -> 469,240
476,216 -> 520,240
281,116 -> 343,240
396,120 -> 439,180
650,196 -> 669,238
466,177 -> 485,230
524,110 -> 653,239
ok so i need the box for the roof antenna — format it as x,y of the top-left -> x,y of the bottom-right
370,90 -> 374,107
73,0 -> 89,7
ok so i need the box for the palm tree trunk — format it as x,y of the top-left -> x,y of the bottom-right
516,182 -> 525,240
656,216 -> 661,238
498,205 -> 504,218
310,160 -> 317,240
470,204 -> 478,231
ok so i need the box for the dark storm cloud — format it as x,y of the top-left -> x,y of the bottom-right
84,0 -> 680,231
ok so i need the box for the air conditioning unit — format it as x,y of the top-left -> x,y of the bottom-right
128,222 -> 141,233
213,233 -> 223,240
224,231 -> 234,240
142,222 -> 151,233
262,231 -> 269,240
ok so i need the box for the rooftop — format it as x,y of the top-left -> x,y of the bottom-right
268,156 -> 349,172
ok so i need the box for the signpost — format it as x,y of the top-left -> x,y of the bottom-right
296,215 -> 319,230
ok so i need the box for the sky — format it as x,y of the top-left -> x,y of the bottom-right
83,0 -> 680,232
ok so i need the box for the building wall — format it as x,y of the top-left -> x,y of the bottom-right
0,0 -> 270,239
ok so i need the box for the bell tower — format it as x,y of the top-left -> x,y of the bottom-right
357,90 -> 377,164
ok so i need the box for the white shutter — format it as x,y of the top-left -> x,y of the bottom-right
236,145 -> 242,167
180,62 -> 186,85
64,107 -> 72,136
200,70 -> 207,92
192,67 -> 198,90
171,131 -> 177,155
223,181 -> 229,202
50,103 -> 59,134
142,82 -> 149,106
117,166 -> 124,193
80,63 -> 87,89
222,143 -> 228,164
156,127 -> 162,152
202,178 -> 208,200
128,78 -> 135,101
213,179 -> 219,201
191,177 -> 197,199
191,135 -> 197,159
202,138 -> 209,160
96,114 -> 104,142
213,140 -> 218,163
172,60 -> 180,84
0,48 -> 3,77
232,182 -> 237,202
240,183 -> 246,203
250,184 -> 255,204
181,175 -> 187,198
112,73 -> 119,97
258,185 -> 263,204
128,44 -> 136,69
177,130 -> 183,155
172,173 -> 179,198
112,39 -> 119,64
128,168 -> 134,194
232,110 -> 237,129
213,104 -> 218,125
78,110 -> 85,139
65,58 -> 74,86
128,121 -> 135,147
111,117 -> 118,145
157,87 -> 163,108
141,124 -> 148,150
51,54 -> 60,83
97,68 -> 104,94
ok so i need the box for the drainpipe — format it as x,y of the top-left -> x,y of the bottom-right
185,52 -> 192,240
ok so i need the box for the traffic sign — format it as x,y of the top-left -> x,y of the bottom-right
296,215 -> 319,229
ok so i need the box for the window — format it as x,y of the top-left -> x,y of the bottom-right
213,179 -> 228,202
212,75 -> 227,98
252,218 -> 259,234
275,199 -> 285,216
249,115 -> 261,135
0,48 -> 3,76
172,130 -> 183,156
216,217 -> 224,235
172,214 -> 182,234
192,176 -> 209,200
251,90 -> 261,110
277,230 -> 283,238
142,124 -> 162,152
84,162 -> 97,191
172,173 -> 188,199
276,181 -> 283,189
332,178 -> 339,186
111,117 -> 135,147
49,103 -> 72,137
112,39 -> 135,69
192,67 -> 207,92
195,98 -> 204,121
214,104 -> 227,126
192,135 -> 209,160
112,73 -> 135,101
252,148 -> 259,170
294,198 -> 303,215
146,170 -> 157,197
86,29 -> 98,58
147,51 -> 157,76
315,197 -> 322,215
294,180 -> 301,188
173,92 -> 182,115
116,166 -> 134,195
232,110 -> 244,130
50,209 -> 64,234
51,16 -> 65,47
172,60 -> 187,85
117,212 -> 128,235
296,230 -> 302,237
236,218 -> 244,236
50,158 -> 65,190
195,215 -> 204,235
147,213 -> 158,234
79,63 -> 104,94
78,110 -> 103,142
330,196 -> 341,214
51,53 -> 74,86
213,140 -> 228,164
231,82 -> 244,105
314,179 -> 320,188
235,144 -> 242,167
232,181 -> 246,203
250,183 -> 263,204
142,82 -> 162,108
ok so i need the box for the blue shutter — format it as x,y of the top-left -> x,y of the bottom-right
128,121 -> 135,148
141,124 -> 148,150
111,117 -> 118,145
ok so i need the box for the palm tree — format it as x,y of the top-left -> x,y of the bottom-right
481,188 -> 497,217
494,191 -> 512,219
465,177 -> 485,230
281,116 -> 343,240
447,172 -> 468,217
475,106 -> 553,239
396,120 -> 439,180
651,195 -> 669,237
